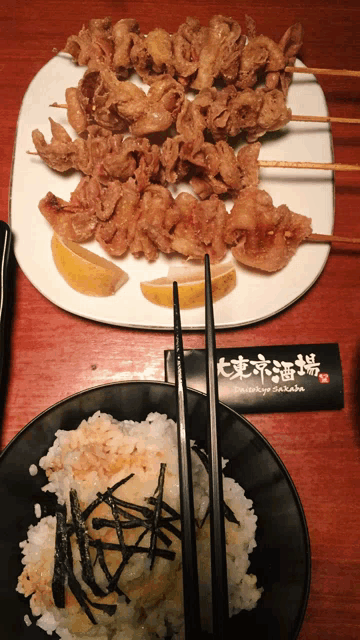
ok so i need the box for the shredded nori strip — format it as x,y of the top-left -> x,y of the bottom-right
92,539 -> 130,602
66,569 -> 98,625
89,540 -> 176,561
146,497 -> 182,539
69,489 -> 107,597
146,497 -> 180,520
52,504 -> 67,608
192,444 -> 240,526
112,497 -> 154,518
149,463 -> 166,569
66,567 -> 116,622
106,552 -> 132,594
92,516 -> 173,547
83,474 -> 135,520
103,493 -> 127,553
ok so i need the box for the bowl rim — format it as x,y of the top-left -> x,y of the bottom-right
0,379 -> 311,639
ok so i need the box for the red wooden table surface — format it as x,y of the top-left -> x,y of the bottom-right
1,1 -> 360,638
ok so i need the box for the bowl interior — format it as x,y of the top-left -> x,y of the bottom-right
0,381 -> 310,639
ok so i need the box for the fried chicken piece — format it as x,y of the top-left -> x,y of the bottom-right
95,179 -> 141,256
101,136 -> 161,189
246,88 -> 292,142
130,185 -> 179,260
187,139 -> 260,199
112,19 -> 140,78
160,136 -> 190,183
72,69 -> 184,137
237,35 -> 286,90
32,119 -> 120,178
171,192 -> 227,262
65,87 -> 88,135
236,141 -> 261,189
224,187 -> 312,272
32,118 -> 75,172
38,176 -> 106,242
146,75 -> 185,118
130,28 -> 175,84
172,17 -> 204,84
206,85 -> 262,140
182,138 -> 220,175
175,84 -> 290,144
64,17 -> 114,69
32,120 -> 160,187
176,97 -> 207,146
76,69 -> 129,132
131,75 -> 185,136
266,22 -> 304,95
191,15 -> 244,90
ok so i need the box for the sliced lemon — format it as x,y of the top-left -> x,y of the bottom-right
51,233 -> 128,297
140,262 -> 236,309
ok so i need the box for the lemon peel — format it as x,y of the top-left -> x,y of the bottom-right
140,262 -> 236,309
51,233 -> 128,297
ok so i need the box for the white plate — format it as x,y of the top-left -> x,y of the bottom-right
10,54 -> 333,330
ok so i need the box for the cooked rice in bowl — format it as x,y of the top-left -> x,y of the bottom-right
17,411 -> 262,638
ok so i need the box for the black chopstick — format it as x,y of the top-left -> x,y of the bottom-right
173,281 -> 201,639
204,253 -> 229,639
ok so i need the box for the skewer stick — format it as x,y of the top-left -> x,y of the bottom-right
291,114 -> 360,125
285,66 -> 360,78
50,102 -> 67,108
259,160 -> 360,172
308,233 -> 360,245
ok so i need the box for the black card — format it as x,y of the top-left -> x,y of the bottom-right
164,344 -> 344,413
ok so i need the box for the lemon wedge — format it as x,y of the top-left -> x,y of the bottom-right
140,262 -> 236,309
51,233 -> 128,297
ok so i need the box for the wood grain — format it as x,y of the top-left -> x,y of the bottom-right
1,2 -> 360,638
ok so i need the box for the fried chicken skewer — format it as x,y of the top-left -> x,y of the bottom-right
29,117 -> 360,221
50,101 -> 360,127
37,169 -> 358,278
62,15 -> 304,94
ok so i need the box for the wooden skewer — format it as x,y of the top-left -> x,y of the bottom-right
285,66 -> 360,78
291,114 -> 360,125
50,102 -> 67,108
308,233 -> 360,245
259,160 -> 360,172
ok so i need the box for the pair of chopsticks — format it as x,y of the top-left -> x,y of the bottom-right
173,254 -> 228,639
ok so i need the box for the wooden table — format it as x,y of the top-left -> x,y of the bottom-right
1,1 -> 360,638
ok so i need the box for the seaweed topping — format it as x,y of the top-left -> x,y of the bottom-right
52,468 -> 182,624
66,568 -> 116,623
191,445 -> 240,526
146,498 -> 182,539
69,488 -> 107,598
92,539 -> 130,603
92,516 -> 173,547
52,504 -> 67,608
149,462 -> 166,569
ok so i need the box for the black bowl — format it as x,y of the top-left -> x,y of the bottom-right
0,381 -> 310,639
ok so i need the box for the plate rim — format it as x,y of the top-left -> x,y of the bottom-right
9,55 -> 334,330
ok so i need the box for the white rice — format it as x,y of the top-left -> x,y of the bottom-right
29,464 -> 38,476
34,503 -> 42,519
24,614 -> 32,627
17,411 -> 262,639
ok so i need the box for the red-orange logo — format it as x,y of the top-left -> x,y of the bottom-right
318,373 -> 330,384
